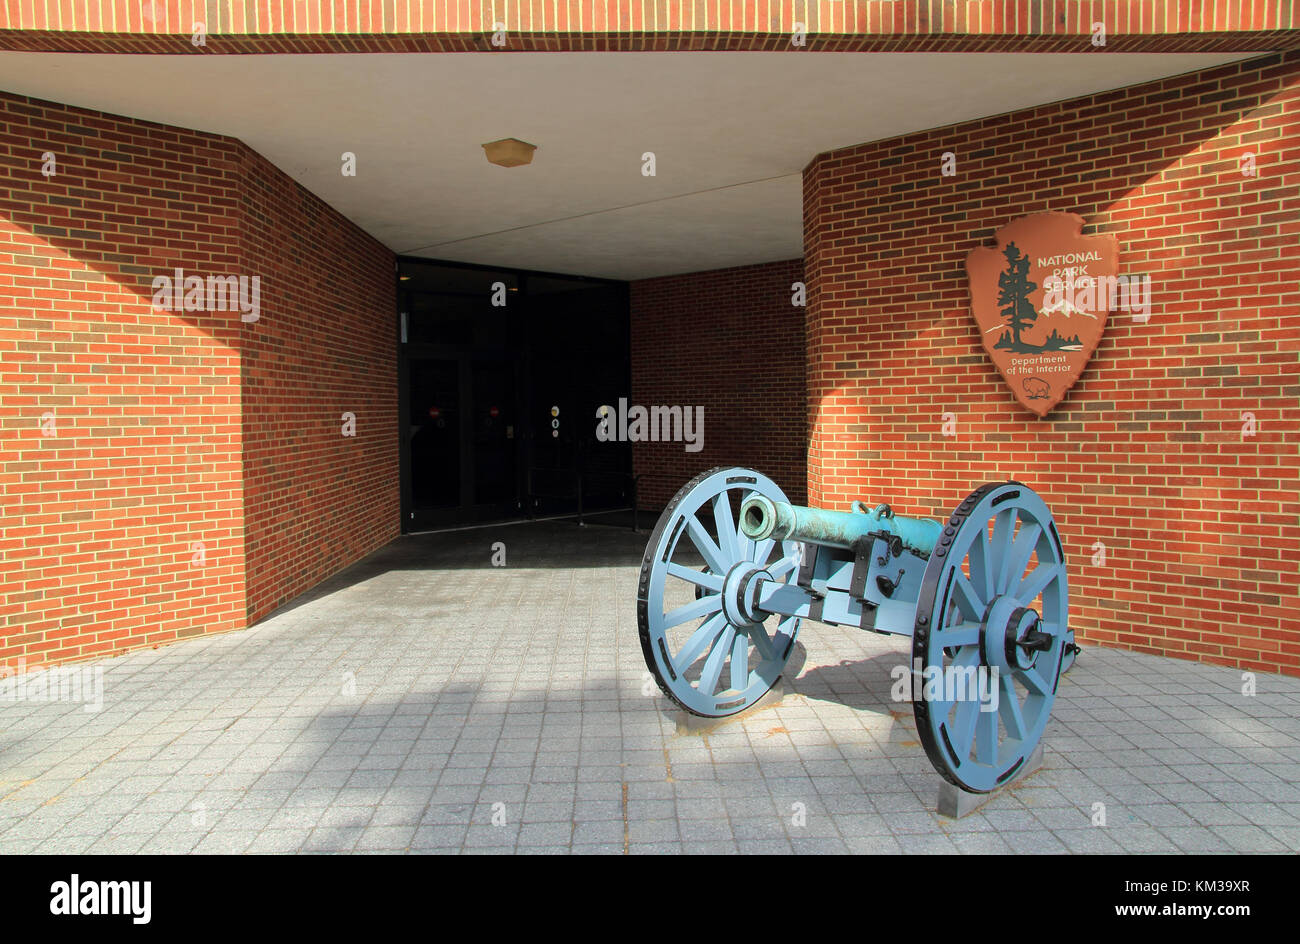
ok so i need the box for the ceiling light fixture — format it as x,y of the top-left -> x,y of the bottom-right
482,138 -> 537,168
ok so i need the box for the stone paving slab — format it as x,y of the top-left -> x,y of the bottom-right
1,520 -> 1297,855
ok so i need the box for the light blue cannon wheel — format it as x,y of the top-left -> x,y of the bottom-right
913,482 -> 1070,793
637,467 -> 803,717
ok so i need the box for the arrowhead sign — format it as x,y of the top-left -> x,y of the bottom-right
966,212 -> 1118,417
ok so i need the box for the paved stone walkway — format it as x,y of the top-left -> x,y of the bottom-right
2,520 -> 1297,854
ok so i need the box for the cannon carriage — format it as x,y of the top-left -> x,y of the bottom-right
636,467 -> 1076,794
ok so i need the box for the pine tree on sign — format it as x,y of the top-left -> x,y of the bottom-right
997,242 -> 1038,352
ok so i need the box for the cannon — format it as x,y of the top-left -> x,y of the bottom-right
636,467 -> 1077,794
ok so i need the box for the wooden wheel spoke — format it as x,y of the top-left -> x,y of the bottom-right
1018,663 -> 1053,696
969,533 -> 994,603
936,620 -> 981,648
926,696 -> 955,718
712,492 -> 741,562
953,699 -> 979,760
672,612 -> 728,674
766,551 -> 799,580
747,622 -> 776,662
1001,523 -> 1042,595
698,625 -> 736,695
990,509 -> 1015,593
685,514 -> 728,574
998,672 -> 1027,740
666,561 -> 723,593
953,573 -> 985,620
663,593 -> 721,630
728,631 -> 749,691
1017,561 -> 1059,602
975,703 -> 998,766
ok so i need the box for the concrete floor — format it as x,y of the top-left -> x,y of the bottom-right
1,519 -> 1298,854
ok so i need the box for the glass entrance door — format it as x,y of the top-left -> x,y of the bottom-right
407,357 -> 462,513
404,352 -> 521,529
470,358 -> 517,507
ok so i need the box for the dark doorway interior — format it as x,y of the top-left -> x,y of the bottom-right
398,259 -> 632,531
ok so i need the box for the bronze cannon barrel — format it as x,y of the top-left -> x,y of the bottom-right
739,495 -> 942,556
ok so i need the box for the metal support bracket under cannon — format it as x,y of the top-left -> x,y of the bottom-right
937,743 -> 1044,818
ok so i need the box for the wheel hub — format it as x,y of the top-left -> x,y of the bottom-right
982,597 -> 1047,672
721,561 -> 770,626
1006,606 -> 1051,671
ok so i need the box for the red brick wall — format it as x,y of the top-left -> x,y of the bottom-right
2,1 -> 1295,54
238,148 -> 399,623
0,92 -> 245,667
630,260 -> 807,508
803,51 -> 1300,674
0,91 -> 400,669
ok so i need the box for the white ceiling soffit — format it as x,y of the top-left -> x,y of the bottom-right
0,50 -> 1255,280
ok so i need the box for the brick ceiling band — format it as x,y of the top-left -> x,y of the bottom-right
0,1 -> 1295,54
